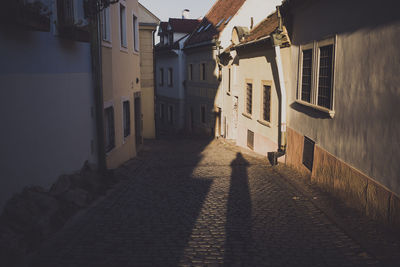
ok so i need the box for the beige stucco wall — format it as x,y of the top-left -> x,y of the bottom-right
140,26 -> 156,139
102,0 -> 141,169
226,44 -> 292,156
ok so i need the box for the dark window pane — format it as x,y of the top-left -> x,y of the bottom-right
301,49 -> 312,102
123,101 -> 130,137
263,85 -> 271,122
317,45 -> 333,109
246,83 -> 252,115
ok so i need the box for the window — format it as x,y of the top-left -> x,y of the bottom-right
301,49 -> 312,102
123,101 -> 130,138
298,37 -> 336,113
159,68 -> 164,86
200,105 -> 206,123
104,106 -> 115,152
246,82 -> 253,115
262,82 -> 271,122
133,14 -> 139,52
228,68 -> 231,92
160,103 -> 165,122
160,35 -> 164,45
247,129 -> 254,150
119,3 -> 127,48
168,105 -> 173,124
188,64 -> 193,81
168,68 -> 173,86
102,7 -> 111,42
200,63 -> 206,81
169,33 -> 173,45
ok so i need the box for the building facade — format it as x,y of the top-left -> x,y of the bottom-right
100,0 -> 142,169
0,0 -> 98,210
184,0 -> 281,137
155,16 -> 200,135
282,0 -> 400,225
138,3 -> 160,139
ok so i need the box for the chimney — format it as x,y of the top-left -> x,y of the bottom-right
182,9 -> 190,19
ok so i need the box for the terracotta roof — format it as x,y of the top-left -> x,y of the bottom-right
242,12 -> 279,43
185,0 -> 246,46
168,18 -> 201,33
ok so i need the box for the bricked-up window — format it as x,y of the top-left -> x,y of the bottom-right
246,83 -> 253,115
263,84 -> 271,122
317,45 -> 334,109
201,105 -> 206,123
168,68 -> 173,86
123,101 -> 130,138
159,68 -> 164,86
104,106 -> 115,152
119,3 -> 127,48
301,49 -> 312,103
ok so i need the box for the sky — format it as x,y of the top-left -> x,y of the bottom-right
139,0 -> 216,22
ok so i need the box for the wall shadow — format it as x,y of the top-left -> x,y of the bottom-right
224,152 -> 253,266
27,136 -> 215,266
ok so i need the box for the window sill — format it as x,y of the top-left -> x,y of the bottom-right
120,46 -> 128,53
295,100 -> 335,118
133,50 -> 139,55
257,119 -> 271,127
242,113 -> 252,119
102,41 -> 112,48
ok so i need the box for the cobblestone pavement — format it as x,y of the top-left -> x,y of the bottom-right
26,137 -> 400,266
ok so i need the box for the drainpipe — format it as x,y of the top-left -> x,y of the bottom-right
268,6 -> 287,165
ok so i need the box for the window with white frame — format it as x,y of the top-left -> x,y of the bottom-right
102,7 -> 111,42
167,68 -> 173,86
123,101 -> 130,138
298,37 -> 336,111
133,13 -> 139,52
119,3 -> 127,48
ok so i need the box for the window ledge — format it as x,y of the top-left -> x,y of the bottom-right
133,50 -> 139,55
242,113 -> 252,119
102,41 -> 112,48
295,100 -> 335,118
257,119 -> 271,127
120,46 -> 128,53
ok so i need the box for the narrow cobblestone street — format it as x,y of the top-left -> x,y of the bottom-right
26,137 -> 400,267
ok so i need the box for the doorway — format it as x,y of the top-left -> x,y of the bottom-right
134,95 -> 142,147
